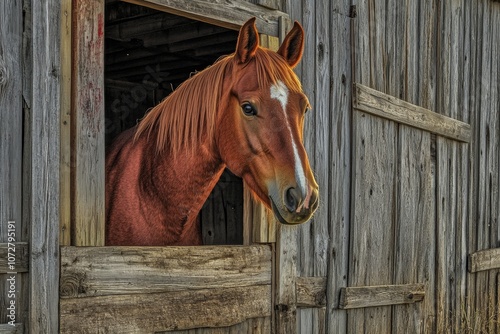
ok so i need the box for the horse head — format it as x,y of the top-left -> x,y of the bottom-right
217,18 -> 319,225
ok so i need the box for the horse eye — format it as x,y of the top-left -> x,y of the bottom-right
242,103 -> 257,116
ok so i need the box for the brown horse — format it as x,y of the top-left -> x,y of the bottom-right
106,18 -> 319,246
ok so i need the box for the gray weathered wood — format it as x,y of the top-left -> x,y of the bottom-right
0,243 -> 29,273
468,248 -> 500,273
60,245 -> 271,297
60,285 -> 271,333
275,225 -> 298,334
392,126 -> 435,334
325,3 -> 351,333
353,83 -> 472,143
29,0 -> 61,333
72,0 -> 105,246
0,1 -> 24,324
163,316 -> 271,334
0,324 -> 23,334
59,0 -> 72,246
296,277 -> 326,308
339,284 -> 425,309
123,0 -> 289,37
349,111 -> 396,334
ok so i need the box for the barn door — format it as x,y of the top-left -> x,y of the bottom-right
342,83 -> 471,333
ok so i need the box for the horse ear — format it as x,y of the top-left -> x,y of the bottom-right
235,18 -> 259,64
277,21 -> 304,68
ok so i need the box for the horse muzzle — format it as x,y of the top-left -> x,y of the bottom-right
269,185 -> 319,225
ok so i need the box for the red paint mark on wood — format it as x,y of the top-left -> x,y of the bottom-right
98,13 -> 104,38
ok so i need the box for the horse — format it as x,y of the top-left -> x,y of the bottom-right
105,18 -> 319,246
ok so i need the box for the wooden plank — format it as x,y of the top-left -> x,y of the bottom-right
0,0 -> 23,324
392,126 -> 435,334
275,224 -> 297,334
60,0 -> 72,246
353,82 -> 472,142
324,3 -> 352,334
468,248 -> 500,273
60,285 -> 271,333
473,2 -> 498,332
60,245 -> 271,297
29,0 -> 61,332
0,243 -> 29,273
339,284 -> 425,309
296,276 -> 326,308
163,316 -> 271,334
72,0 -> 105,246
123,0 -> 289,37
0,324 -> 23,334
349,111 -> 396,334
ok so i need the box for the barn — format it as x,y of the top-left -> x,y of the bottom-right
1,0 -> 500,333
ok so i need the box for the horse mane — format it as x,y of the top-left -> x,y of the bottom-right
134,47 -> 303,155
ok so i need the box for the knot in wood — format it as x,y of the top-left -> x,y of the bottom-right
60,271 -> 87,297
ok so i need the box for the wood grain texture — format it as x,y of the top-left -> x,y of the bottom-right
29,0 -> 61,332
72,0 -> 105,246
123,0 -> 288,36
0,0 -> 24,324
296,276 -> 326,308
339,284 -> 425,309
275,225 -> 298,334
392,124 -> 436,333
0,324 -> 23,334
349,112 -> 396,334
59,0 -> 72,246
60,285 -> 271,333
162,316 -> 271,334
60,245 -> 271,297
468,248 -> 500,273
60,245 -> 272,332
353,83 -> 472,143
0,243 -> 29,273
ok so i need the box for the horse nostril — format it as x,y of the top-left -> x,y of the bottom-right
285,187 -> 301,213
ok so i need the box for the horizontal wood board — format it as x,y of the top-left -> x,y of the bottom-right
60,245 -> 272,332
123,0 -> 288,36
353,83 -> 471,143
339,284 -> 425,309
60,245 -> 272,297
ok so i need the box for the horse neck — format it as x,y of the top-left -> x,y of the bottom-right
140,138 -> 225,241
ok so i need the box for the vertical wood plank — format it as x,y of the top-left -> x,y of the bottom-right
29,0 -> 61,332
60,0 -> 72,246
392,127 -> 435,334
72,0 -> 105,246
348,112 -> 396,334
474,1 -> 498,332
325,2 -> 351,333
465,0 -> 479,328
275,224 -> 298,334
0,0 -> 24,325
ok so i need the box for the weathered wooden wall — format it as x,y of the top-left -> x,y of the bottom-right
0,1 -> 25,331
1,0 -> 61,333
285,0 -> 500,333
2,0 -> 499,332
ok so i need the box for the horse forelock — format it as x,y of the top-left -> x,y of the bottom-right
134,47 -> 303,156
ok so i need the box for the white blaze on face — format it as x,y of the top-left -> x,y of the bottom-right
270,80 -> 308,202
